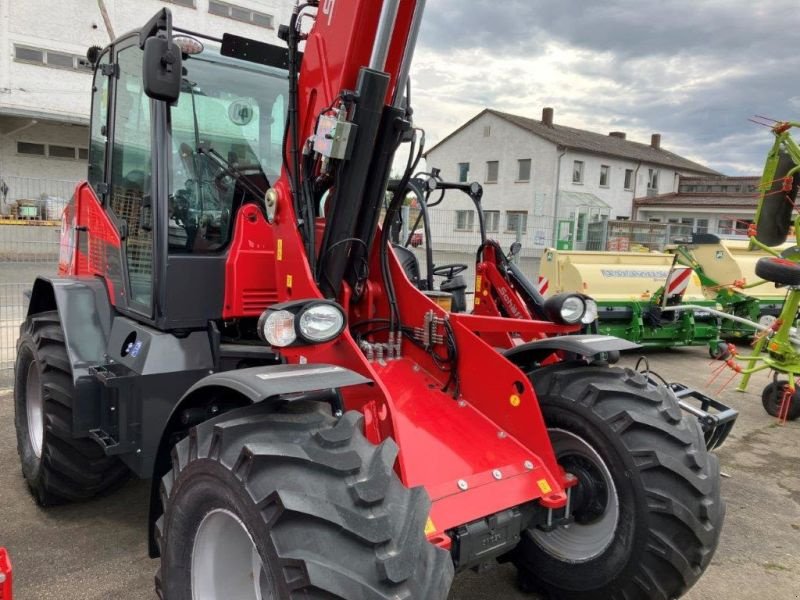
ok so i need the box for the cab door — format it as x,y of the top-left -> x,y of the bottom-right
106,38 -> 156,317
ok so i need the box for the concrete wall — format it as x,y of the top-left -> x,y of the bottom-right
0,0 -> 291,181
556,149 -> 683,219
0,0 -> 290,121
425,111 -> 560,253
0,121 -> 89,182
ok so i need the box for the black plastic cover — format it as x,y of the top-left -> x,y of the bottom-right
221,33 -> 298,69
755,151 -> 799,247
142,36 -> 182,103
504,334 -> 640,365
180,363 -> 372,405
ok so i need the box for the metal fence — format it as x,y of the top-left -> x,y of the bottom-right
400,206 -> 555,293
586,220 -> 694,252
0,178 -> 71,386
0,176 -> 77,220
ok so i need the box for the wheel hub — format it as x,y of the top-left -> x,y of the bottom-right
191,509 -> 275,600
25,361 -> 44,459
561,456 -> 609,525
759,314 -> 777,328
530,428 -> 619,563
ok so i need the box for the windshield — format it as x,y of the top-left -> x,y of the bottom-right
169,45 -> 288,253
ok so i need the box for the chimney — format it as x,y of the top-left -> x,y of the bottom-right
541,107 -> 554,128
609,131 -> 626,139
651,133 -> 662,150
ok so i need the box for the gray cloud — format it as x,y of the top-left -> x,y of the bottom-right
412,0 -> 800,174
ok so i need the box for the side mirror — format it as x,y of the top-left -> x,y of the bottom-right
509,241 -> 522,257
142,36 -> 182,103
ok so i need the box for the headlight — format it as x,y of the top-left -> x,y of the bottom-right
560,296 -> 586,323
260,309 -> 297,347
581,299 -> 599,324
298,303 -> 345,343
258,300 -> 346,347
543,293 -> 587,325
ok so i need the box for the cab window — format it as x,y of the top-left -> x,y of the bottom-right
167,49 -> 288,253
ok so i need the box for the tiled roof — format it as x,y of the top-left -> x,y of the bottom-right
634,193 -> 758,207
425,108 -> 720,175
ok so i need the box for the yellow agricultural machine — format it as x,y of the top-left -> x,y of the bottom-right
669,235 -> 794,338
538,248 -> 722,350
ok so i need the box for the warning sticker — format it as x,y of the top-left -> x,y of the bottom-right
425,517 -> 437,536
537,479 -> 553,494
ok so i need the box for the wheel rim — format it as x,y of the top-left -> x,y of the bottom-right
25,361 -> 44,459
191,509 -> 274,600
759,314 -> 777,328
530,428 -> 620,563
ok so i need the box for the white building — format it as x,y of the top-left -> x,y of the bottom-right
0,0 -> 289,213
422,108 -> 718,252
633,175 -> 759,239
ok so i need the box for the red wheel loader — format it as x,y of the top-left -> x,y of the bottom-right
14,4 -> 725,599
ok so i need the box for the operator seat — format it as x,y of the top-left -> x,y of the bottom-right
391,244 -> 422,288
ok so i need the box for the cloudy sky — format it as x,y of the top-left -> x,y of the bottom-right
407,0 -> 800,175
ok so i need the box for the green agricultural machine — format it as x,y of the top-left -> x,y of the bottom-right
669,236 -> 793,340
538,248 -> 722,350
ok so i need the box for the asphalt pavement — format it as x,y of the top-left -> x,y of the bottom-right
0,346 -> 799,599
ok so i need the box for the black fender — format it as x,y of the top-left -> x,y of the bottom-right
147,363 -> 372,557
178,363 -> 372,406
24,276 -> 114,383
503,334 -> 640,370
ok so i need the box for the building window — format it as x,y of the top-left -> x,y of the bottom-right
648,168 -> 659,192
695,219 -> 709,234
455,210 -> 474,231
576,213 -> 587,242
14,45 -> 92,71
46,51 -> 75,69
17,142 -> 46,156
624,168 -> 634,190
49,145 -> 77,159
483,210 -> 500,233
718,219 -> 752,236
14,46 -> 44,64
163,0 -> 195,6
458,162 -> 470,183
572,160 -> 584,184
483,125 -> 491,137
486,160 -> 499,183
209,0 -> 274,28
599,165 -> 610,187
506,211 -> 528,234
517,159 -> 532,182
17,142 -> 87,160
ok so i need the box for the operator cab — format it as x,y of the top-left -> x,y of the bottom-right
86,15 -> 288,328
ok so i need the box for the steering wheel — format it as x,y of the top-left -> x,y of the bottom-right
432,263 -> 468,278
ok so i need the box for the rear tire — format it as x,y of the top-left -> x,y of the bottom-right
761,380 -> 800,421
155,401 -> 453,600
755,256 -> 800,286
14,311 -> 129,505
514,365 -> 724,600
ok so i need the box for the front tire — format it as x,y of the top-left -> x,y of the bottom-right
156,401 -> 453,600
14,311 -> 128,505
514,365 -> 724,600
